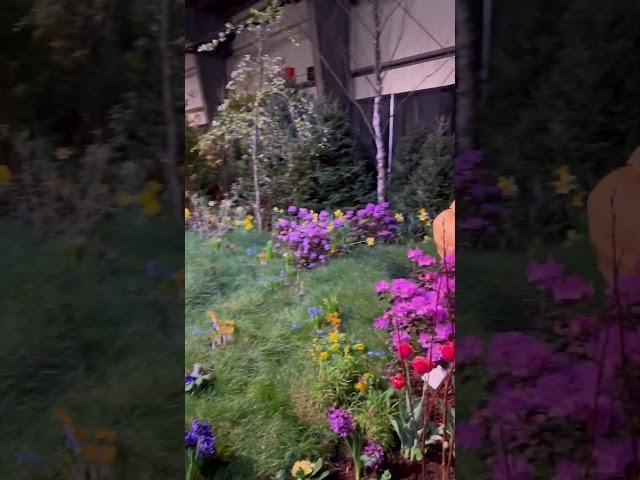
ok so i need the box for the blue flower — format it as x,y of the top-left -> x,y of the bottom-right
246,248 -> 256,257
197,435 -> 216,458
291,323 -> 303,331
367,350 -> 385,358
279,269 -> 286,277
184,430 -> 198,449
307,306 -> 322,320
184,375 -> 197,385
191,327 -> 203,336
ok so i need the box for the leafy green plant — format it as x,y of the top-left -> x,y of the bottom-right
353,389 -> 397,449
390,395 -> 424,461
388,120 -> 454,216
275,453 -> 330,480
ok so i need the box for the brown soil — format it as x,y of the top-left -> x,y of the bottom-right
325,453 -> 452,480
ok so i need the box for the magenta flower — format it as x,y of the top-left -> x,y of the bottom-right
526,257 -> 564,288
375,280 -> 390,294
551,275 -> 595,301
327,407 -> 353,438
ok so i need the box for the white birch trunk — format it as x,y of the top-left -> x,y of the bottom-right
372,0 -> 386,203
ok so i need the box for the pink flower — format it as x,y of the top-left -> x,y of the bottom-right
551,275 -> 595,301
416,255 -> 436,267
390,279 -> 419,298
526,257 -> 564,288
440,341 -> 455,362
407,248 -> 423,260
396,342 -> 413,360
374,280 -> 390,294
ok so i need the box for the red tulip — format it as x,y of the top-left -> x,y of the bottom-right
396,342 -> 413,360
440,341 -> 455,362
412,356 -> 434,374
391,373 -> 405,389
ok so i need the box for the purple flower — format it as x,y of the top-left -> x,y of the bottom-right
184,430 -> 199,449
184,375 -> 197,385
362,441 -> 384,470
307,306 -> 322,320
456,422 -> 484,449
456,336 -> 485,364
197,434 -> 216,458
327,407 -> 354,438
287,205 -> 298,214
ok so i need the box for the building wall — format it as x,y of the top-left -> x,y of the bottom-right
350,0 -> 455,99
185,53 -> 209,126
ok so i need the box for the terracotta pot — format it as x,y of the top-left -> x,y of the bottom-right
433,201 -> 455,259
587,146 -> 640,283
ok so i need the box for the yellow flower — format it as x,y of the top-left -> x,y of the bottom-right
354,343 -> 366,351
363,372 -> 374,379
142,198 -> 162,216
334,209 -> 345,220
258,251 -> 268,264
0,164 -> 13,185
326,312 -> 341,327
564,229 -> 583,247
366,237 -> 375,247
319,351 -> 329,361
312,213 -> 319,222
355,381 -> 368,394
326,224 -> 334,233
418,208 -> 431,224
116,193 -> 132,207
330,343 -> 340,352
394,213 -> 404,222
291,459 -> 314,477
553,165 -> 577,194
571,192 -> 584,207
329,330 -> 339,343
497,176 -> 518,196
185,208 -> 191,219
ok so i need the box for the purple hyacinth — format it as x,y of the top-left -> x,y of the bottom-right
363,441 -> 384,470
327,407 -> 354,438
185,419 -> 216,458
185,375 -> 197,385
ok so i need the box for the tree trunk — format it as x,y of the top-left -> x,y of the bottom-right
455,0 -> 475,153
159,0 -> 181,219
251,36 -> 264,231
372,0 -> 386,203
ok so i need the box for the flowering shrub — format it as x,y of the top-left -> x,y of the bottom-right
185,419 -> 216,480
458,258 -> 640,479
274,206 -> 347,268
185,192 -> 246,237
350,202 -> 399,244
274,203 -> 398,269
373,247 -> 455,472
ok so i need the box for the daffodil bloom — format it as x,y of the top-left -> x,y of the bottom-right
326,312 -> 341,327
394,213 -> 404,222
564,229 -> 583,247
497,176 -> 519,196
329,331 -> 339,343
319,351 -> 329,361
354,343 -> 366,351
291,459 -> 314,477
571,192 -> 584,207
334,209 -> 345,220
418,208 -> 431,224
330,343 -> 340,352
366,237 -> 375,246
355,381 -> 368,394
185,208 -> 191,219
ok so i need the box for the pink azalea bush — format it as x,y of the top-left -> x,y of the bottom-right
458,258 -> 640,479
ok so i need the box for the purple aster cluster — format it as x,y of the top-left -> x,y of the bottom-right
184,419 -> 216,458
326,407 -> 354,438
350,202 -> 399,243
374,248 -> 455,364
455,150 -> 503,241
274,206 -> 346,269
362,441 -> 384,470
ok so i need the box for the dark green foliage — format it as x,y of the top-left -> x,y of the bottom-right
478,0 -> 640,239
388,125 -> 454,215
287,101 -> 374,211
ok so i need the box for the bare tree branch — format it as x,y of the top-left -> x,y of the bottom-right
382,1 -> 408,82
389,0 -> 445,49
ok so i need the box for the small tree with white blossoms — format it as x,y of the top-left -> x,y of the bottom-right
198,1 -> 296,231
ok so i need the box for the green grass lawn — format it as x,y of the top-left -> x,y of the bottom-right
0,216 -> 183,479
185,230 -> 435,479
